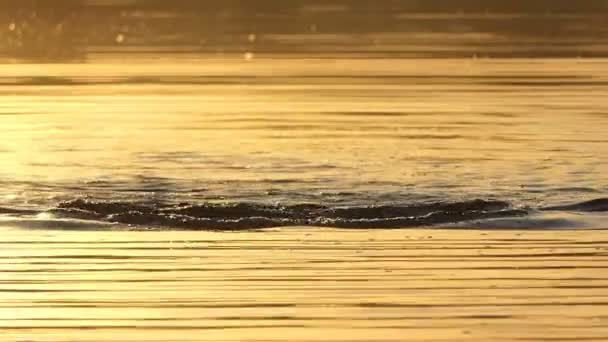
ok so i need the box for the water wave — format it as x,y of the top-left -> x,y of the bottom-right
541,198 -> 608,212
1,197 -> 606,230
50,198 -> 526,229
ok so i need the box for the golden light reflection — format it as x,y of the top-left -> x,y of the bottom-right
1,228 -> 608,341
1,2 -> 608,341
0,60 -> 606,189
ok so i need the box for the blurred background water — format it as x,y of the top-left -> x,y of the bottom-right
3,0 -> 608,61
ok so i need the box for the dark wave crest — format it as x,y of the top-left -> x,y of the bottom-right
2,198 -> 606,230
49,198 -> 527,229
541,198 -> 608,212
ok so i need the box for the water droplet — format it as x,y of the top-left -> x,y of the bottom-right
8,22 -> 16,31
244,52 -> 254,61
115,33 -> 125,44
247,33 -> 256,43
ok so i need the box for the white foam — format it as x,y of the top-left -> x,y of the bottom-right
0,215 -> 116,230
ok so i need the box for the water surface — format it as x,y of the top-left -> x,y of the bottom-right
2,2 -> 608,341
1,58 -> 607,228
2,227 -> 608,341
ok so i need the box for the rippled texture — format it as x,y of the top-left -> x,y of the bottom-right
1,1 -> 608,229
0,59 -> 607,228
2,2 -> 608,341
3,228 -> 608,341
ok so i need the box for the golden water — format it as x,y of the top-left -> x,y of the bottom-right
1,227 -> 608,341
1,59 -> 607,210
2,3 -> 608,339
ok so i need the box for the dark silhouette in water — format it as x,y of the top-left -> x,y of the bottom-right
50,198 -> 528,229
3,197 -> 607,230
542,198 -> 608,212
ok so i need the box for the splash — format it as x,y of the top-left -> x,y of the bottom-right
48,198 -> 526,229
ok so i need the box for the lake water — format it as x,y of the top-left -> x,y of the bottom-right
0,58 -> 607,229
2,227 -> 608,342
1,55 -> 607,342
1,2 -> 608,341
